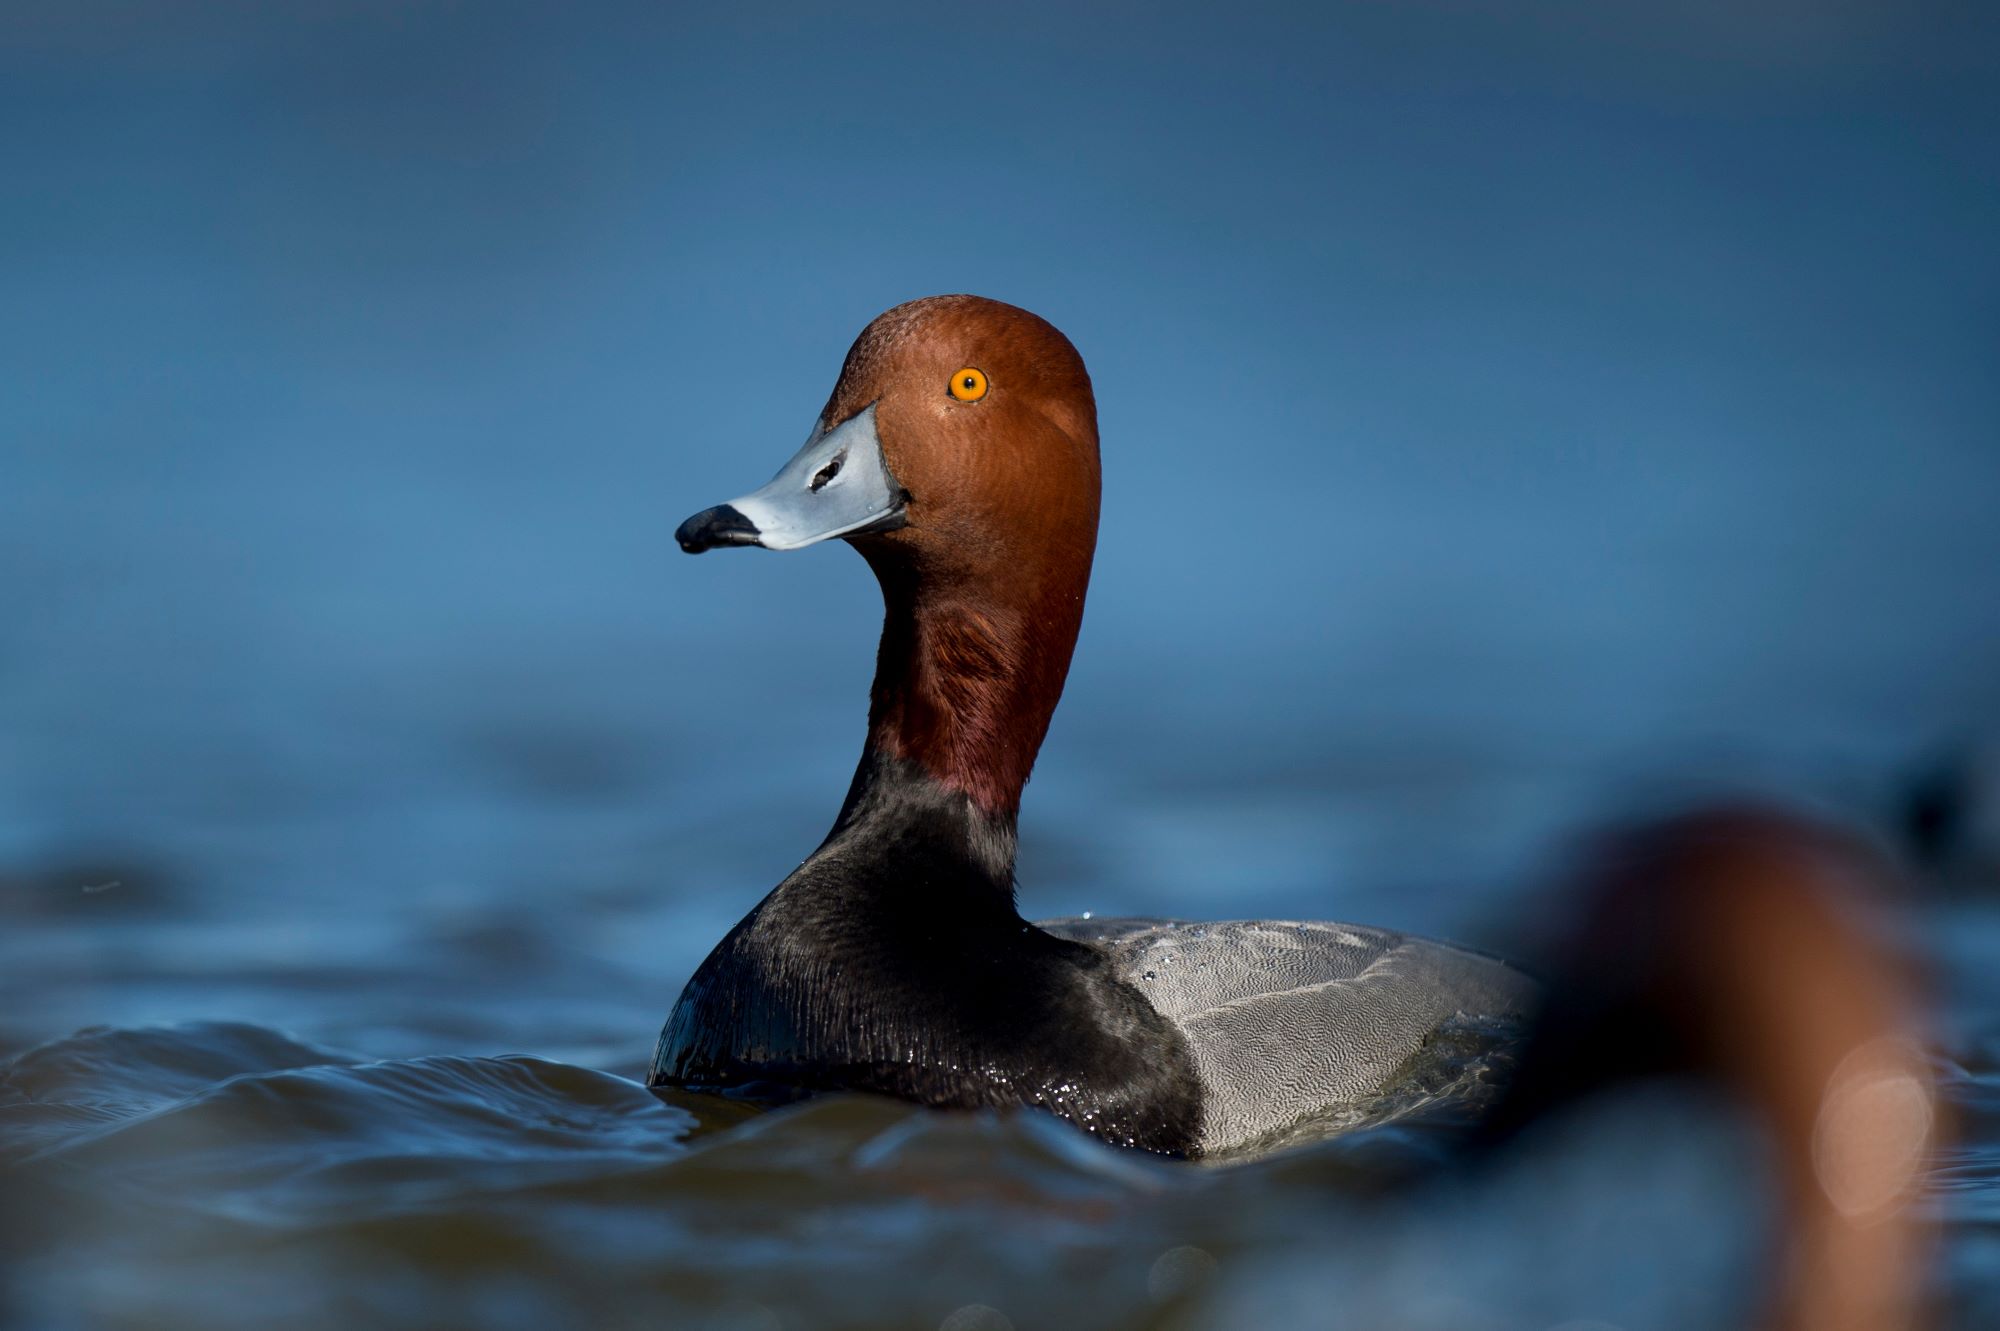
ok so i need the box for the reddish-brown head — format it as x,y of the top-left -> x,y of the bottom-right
675,295 -> 1101,818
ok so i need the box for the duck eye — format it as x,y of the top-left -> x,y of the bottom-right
948,367 -> 988,402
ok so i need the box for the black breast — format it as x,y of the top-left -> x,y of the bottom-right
648,755 -> 1204,1156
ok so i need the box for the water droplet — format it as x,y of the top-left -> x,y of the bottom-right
1142,970 -> 1157,980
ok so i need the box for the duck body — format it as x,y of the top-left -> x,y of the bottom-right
653,755 -> 1532,1157
653,295 -> 1535,1157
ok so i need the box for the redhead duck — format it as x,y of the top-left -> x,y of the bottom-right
654,295 -> 1534,1156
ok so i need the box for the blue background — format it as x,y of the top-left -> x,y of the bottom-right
4,3 -> 1996,1029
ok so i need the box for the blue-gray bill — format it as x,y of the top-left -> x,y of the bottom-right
677,403 -> 906,554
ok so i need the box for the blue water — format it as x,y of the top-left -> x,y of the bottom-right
4,4 -> 1997,1327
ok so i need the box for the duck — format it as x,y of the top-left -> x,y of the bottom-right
653,294 -> 1535,1157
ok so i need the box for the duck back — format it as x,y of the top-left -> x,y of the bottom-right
1041,918 -> 1538,1154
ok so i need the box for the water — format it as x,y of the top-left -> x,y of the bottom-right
0,1019 -> 1758,1331
3,717 -> 1996,1330
4,5 -> 1997,1327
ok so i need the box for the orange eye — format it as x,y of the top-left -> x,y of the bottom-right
948,367 -> 988,402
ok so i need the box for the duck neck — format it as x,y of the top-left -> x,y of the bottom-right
828,546 -> 1090,890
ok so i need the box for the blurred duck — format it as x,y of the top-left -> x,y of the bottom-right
657,295 -> 1534,1156
1479,809 -> 1937,1331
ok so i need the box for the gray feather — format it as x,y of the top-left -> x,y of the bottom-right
1039,917 -> 1539,1154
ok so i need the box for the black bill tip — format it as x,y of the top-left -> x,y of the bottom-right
675,504 -> 762,554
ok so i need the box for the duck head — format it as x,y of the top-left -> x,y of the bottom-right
676,295 -> 1101,823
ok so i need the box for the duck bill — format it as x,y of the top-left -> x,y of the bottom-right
676,404 -> 907,554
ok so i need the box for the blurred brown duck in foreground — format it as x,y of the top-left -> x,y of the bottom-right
1488,808 -> 1937,1331
657,296 -> 1937,1327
